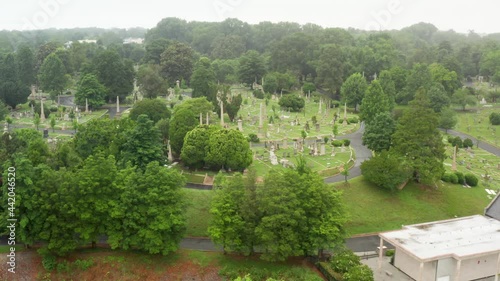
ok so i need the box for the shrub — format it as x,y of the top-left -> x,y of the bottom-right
42,254 -> 57,271
451,136 -> 463,148
447,135 -> 455,144
331,100 -> 341,108
465,173 -> 479,187
343,139 -> 351,146
253,90 -> 264,99
332,140 -> 344,147
454,171 -> 465,184
343,264 -> 374,281
385,249 -> 395,257
489,112 -> 500,125
248,133 -> 260,143
330,249 -> 361,274
442,173 -> 459,184
463,138 -> 474,148
56,260 -> 70,273
348,117 -> 359,124
278,95 -> 305,112
74,259 -> 94,271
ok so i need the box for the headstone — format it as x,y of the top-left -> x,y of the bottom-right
343,103 -> 348,126
167,141 -> 174,163
318,98 -> 322,114
116,96 -> 120,113
269,150 -> 279,166
266,132 -> 270,138
176,80 -> 180,88
43,129 -> 49,138
85,98 -> 89,113
238,119 -> 243,132
341,145 -> 346,152
283,138 -> 288,149
40,98 -> 46,122
315,123 -> 320,132
206,112 -> 209,125
220,99 -> 224,126
64,113 -> 70,121
451,146 -> 457,171
480,98 -> 487,105
320,144 -> 326,156
331,146 -> 336,157
3,123 -> 7,134
200,113 -> 203,125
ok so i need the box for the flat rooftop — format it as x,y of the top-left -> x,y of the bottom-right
380,215 -> 500,261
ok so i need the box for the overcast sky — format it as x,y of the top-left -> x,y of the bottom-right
1,0 -> 498,34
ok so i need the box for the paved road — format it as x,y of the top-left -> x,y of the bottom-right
445,129 -> 500,156
325,122 -> 370,183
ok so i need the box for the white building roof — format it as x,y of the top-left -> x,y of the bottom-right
380,215 -> 500,262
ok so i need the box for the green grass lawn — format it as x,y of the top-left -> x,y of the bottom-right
335,176 -> 492,235
185,189 -> 213,237
184,173 -> 492,238
442,139 -> 500,196
454,105 -> 500,146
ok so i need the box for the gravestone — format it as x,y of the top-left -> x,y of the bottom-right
43,129 -> 49,138
315,123 -> 320,132
269,150 -> 279,166
341,145 -> 346,152
320,144 -> 326,156
331,146 -> 336,157
480,98 -> 487,105
238,119 -> 243,132
64,113 -> 70,121
283,138 -> 288,149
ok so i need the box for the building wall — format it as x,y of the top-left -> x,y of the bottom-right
436,258 -> 457,280
394,248 -> 437,280
459,253 -> 498,281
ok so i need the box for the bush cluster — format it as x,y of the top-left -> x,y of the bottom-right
247,133 -> 260,143
489,112 -> 500,125
442,172 -> 479,187
330,249 -> 374,281
253,90 -> 264,99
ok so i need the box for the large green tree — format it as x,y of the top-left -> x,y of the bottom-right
205,128 -> 253,171
191,57 -> 217,100
340,73 -> 367,112
427,83 -> 451,113
0,53 -> 30,108
181,125 -> 219,169
362,112 -> 396,153
93,49 -> 135,102
360,80 -> 392,124
16,44 -> 36,87
160,42 -> 195,85
110,162 -> 186,255
169,107 -> 199,156
315,44 -> 346,96
137,64 -> 168,99
256,166 -> 346,261
38,53 -> 68,96
75,74 -> 107,109
129,99 -> 171,124
238,50 -> 267,86
451,88 -> 477,111
361,151 -> 412,191
391,90 -> 445,185
120,115 -> 164,169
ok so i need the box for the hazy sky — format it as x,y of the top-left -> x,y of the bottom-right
1,0 -> 498,34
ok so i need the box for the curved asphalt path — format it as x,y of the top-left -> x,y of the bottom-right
445,129 -> 500,156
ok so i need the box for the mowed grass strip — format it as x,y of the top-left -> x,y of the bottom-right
335,177 -> 491,235
184,189 -> 213,237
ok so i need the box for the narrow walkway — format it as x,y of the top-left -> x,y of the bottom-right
446,129 -> 500,157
